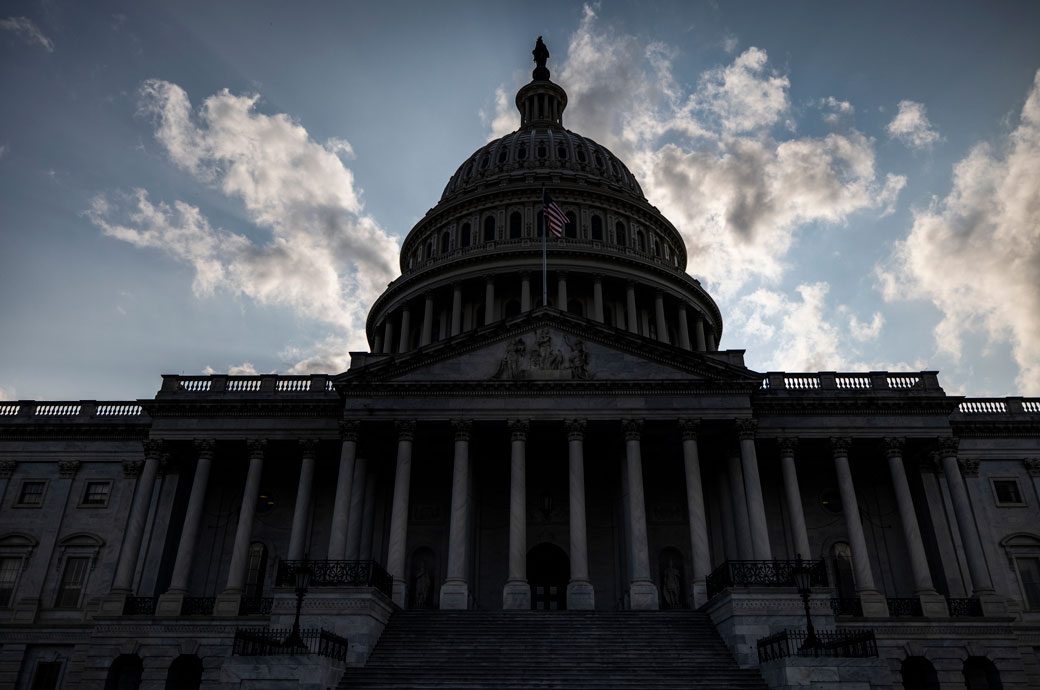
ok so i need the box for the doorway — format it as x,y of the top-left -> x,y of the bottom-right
528,543 -> 569,610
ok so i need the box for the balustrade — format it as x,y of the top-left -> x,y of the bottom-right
232,627 -> 348,661
180,597 -> 216,616
886,597 -> 923,617
239,597 -> 274,616
705,559 -> 827,599
757,629 -> 878,662
947,597 -> 983,617
829,598 -> 863,617
276,560 -> 392,597
122,596 -> 158,616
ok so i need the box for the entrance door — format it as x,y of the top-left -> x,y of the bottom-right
528,543 -> 569,610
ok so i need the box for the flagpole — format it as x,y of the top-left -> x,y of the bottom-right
541,186 -> 548,307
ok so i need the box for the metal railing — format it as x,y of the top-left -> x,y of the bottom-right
886,597 -> 923,617
947,597 -> 983,617
829,598 -> 863,617
180,597 -> 216,616
239,597 -> 274,616
232,627 -> 348,661
758,629 -> 878,662
706,559 -> 827,600
276,560 -> 393,598
122,596 -> 158,616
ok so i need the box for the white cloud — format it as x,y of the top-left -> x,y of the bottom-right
818,97 -> 854,125
878,70 -> 1040,392
89,80 -> 400,372
886,100 -> 941,150
482,86 -> 520,141
0,384 -> 15,401
734,283 -> 845,371
849,312 -> 883,341
0,16 -> 53,52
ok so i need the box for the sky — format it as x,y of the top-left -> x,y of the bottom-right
1,1 -> 1040,402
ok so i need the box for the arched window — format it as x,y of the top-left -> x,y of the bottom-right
497,147 -> 508,164
653,236 -> 661,257
244,542 -> 267,601
590,215 -> 603,241
576,147 -> 587,163
483,216 -> 496,242
537,143 -> 547,159
480,154 -> 489,170
460,222 -> 471,248
636,230 -> 646,252
517,143 -> 527,160
509,212 -> 523,239
963,657 -> 1002,690
567,300 -> 583,317
165,655 -> 203,690
441,231 -> 451,254
425,240 -> 433,259
901,656 -> 939,690
105,654 -> 143,690
556,144 -> 568,159
565,211 -> 578,239
615,221 -> 626,247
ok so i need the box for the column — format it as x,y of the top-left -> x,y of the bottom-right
373,332 -> 384,354
593,276 -> 604,322
420,292 -> 434,346
328,421 -> 358,560
677,303 -> 691,351
727,450 -> 754,560
503,420 -> 531,608
157,439 -> 214,615
693,316 -> 707,352
217,439 -> 266,614
939,439 -> 997,601
557,271 -> 568,310
623,420 -> 659,609
736,420 -> 770,560
778,438 -> 811,561
345,456 -> 367,560
287,440 -> 318,561
397,305 -> 411,352
654,292 -> 670,344
707,328 -> 717,351
626,282 -> 638,334
387,421 -> 415,607
679,420 -> 710,607
885,438 -> 948,616
451,282 -> 463,335
566,419 -> 594,609
520,272 -> 532,312
441,420 -> 472,609
111,440 -> 163,594
382,319 -> 394,354
832,437 -> 888,617
484,275 -> 495,324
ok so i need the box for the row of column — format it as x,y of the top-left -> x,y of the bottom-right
375,275 -> 717,355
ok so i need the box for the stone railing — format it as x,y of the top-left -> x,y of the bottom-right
829,598 -> 863,617
705,559 -> 827,600
886,597 -> 923,617
0,401 -> 146,421
758,629 -> 878,662
122,596 -> 158,616
759,371 -> 939,392
158,374 -> 335,397
947,597 -> 983,617
231,627 -> 348,661
957,398 -> 1040,415
275,560 -> 393,598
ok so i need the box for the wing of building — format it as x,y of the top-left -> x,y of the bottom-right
2,39 -> 1040,690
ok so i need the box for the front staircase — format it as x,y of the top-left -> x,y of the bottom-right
338,610 -> 769,689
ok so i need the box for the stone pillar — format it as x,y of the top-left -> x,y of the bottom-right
451,283 -> 463,335
328,421 -> 358,560
737,420 -> 771,560
387,421 -> 416,607
885,438 -> 948,617
397,305 -> 411,352
503,420 -> 531,609
382,319 -> 394,354
677,304 -> 691,351
623,420 -> 659,609
727,450 -> 754,560
693,316 -> 707,352
593,276 -> 604,322
520,272 -> 532,312
557,271 -> 569,311
373,332 -> 384,354
707,328 -> 717,351
654,292 -> 670,344
680,420 -> 710,607
345,456 -> 367,560
111,440 -> 163,593
626,282 -> 638,334
287,440 -> 317,561
778,438 -> 811,561
939,439 -> 998,608
484,275 -> 495,324
565,419 -> 594,609
441,420 -> 473,609
157,439 -> 214,615
420,292 -> 434,346
832,437 -> 888,617
216,439 -> 265,614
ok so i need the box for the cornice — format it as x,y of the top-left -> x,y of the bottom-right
951,420 -> 1040,438
0,424 -> 151,441
141,399 -> 341,419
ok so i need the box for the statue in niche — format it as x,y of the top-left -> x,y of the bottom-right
565,336 -> 590,379
492,337 -> 528,380
662,557 -> 682,609
531,328 -> 563,370
414,560 -> 432,609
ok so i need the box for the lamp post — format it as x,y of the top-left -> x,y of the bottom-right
793,554 -> 822,654
283,557 -> 312,650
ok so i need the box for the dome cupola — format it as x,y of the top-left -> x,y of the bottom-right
516,36 -> 568,128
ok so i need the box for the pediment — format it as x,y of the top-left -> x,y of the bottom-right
340,309 -> 760,386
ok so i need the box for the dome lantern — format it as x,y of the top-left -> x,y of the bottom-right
516,37 -> 567,128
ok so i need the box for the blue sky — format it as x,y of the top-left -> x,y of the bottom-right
1,1 -> 1039,401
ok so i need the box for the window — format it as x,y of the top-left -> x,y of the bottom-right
509,212 -> 522,239
31,661 -> 63,690
992,478 -> 1025,506
636,230 -> 646,252
441,231 -> 451,254
17,480 -> 45,507
460,222 -> 471,247
590,215 -> 603,241
1017,557 -> 1040,610
0,556 -> 20,606
81,481 -> 111,507
55,556 -> 89,608
615,221 -> 626,246
556,144 -> 568,159
483,216 -> 496,242
564,211 -> 577,238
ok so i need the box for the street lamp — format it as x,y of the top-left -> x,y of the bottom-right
792,554 -> 822,654
283,557 -> 312,650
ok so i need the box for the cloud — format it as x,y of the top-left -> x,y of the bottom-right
482,86 -> 520,141
818,97 -> 854,125
0,384 -> 15,401
0,143 -> 7,158
886,100 -> 941,150
848,312 -> 883,341
878,70 -> 1040,392
0,16 -> 54,52
89,80 -> 400,371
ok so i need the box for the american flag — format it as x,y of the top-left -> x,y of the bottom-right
543,190 -> 567,238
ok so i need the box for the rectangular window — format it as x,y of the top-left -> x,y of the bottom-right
17,481 -> 45,507
55,557 -> 89,608
0,557 -> 19,607
81,481 -> 111,507
993,478 -> 1025,506
1019,557 -> 1040,610
30,661 -> 62,690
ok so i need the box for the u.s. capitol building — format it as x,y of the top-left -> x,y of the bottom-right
1,39 -> 1038,690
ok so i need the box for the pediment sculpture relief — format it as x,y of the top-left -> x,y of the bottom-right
492,328 -> 592,380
